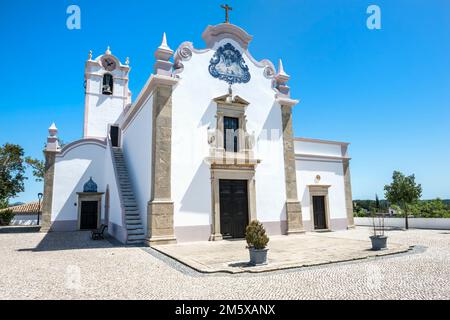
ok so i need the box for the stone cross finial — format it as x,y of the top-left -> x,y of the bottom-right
221,4 -> 233,24
125,57 -> 130,65
88,50 -> 93,60
105,46 -> 111,55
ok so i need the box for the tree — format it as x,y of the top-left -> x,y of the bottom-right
384,171 -> 422,229
0,143 -> 27,204
25,157 -> 45,182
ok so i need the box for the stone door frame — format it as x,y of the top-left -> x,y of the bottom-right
209,165 -> 256,241
308,185 -> 331,231
76,192 -> 104,230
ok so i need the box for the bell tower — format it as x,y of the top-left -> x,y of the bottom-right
83,47 -> 131,139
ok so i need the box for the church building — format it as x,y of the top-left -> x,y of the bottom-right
40,12 -> 354,245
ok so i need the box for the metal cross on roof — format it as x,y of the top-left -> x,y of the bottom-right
221,4 -> 233,24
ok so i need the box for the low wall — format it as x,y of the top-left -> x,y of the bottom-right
355,217 -> 450,230
10,214 -> 38,226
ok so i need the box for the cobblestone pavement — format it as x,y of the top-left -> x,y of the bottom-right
0,227 -> 449,299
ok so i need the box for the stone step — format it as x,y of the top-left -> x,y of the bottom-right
127,229 -> 145,235
125,219 -> 140,224
127,234 -> 145,241
125,215 -> 140,219
127,239 -> 145,245
125,212 -> 140,217
126,220 -> 141,225
112,148 -> 145,244
126,224 -> 144,230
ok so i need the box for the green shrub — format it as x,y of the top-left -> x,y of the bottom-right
245,220 -> 269,250
353,208 -> 367,217
407,199 -> 450,218
0,209 -> 15,226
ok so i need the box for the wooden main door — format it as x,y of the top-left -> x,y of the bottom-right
80,201 -> 99,230
219,179 -> 249,239
312,196 -> 327,230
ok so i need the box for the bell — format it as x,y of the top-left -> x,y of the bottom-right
102,85 -> 112,95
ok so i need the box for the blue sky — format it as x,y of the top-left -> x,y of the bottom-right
1,0 -> 449,203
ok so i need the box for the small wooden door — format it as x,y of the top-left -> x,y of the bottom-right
80,201 -> 98,230
313,196 -> 327,230
110,126 -> 119,147
219,180 -> 249,238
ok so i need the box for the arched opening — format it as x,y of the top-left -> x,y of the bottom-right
102,73 -> 113,95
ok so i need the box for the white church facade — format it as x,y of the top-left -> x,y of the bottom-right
40,21 -> 354,245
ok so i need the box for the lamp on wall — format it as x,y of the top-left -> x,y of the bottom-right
37,193 -> 43,225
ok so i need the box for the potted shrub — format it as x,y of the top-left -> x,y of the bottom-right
245,220 -> 269,266
370,205 -> 388,250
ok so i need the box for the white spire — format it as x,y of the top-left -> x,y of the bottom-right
154,32 -> 174,76
158,32 -> 171,51
48,123 -> 58,135
277,59 -> 289,77
46,123 -> 60,152
275,59 -> 291,96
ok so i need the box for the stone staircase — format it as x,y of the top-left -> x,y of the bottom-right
111,147 -> 145,244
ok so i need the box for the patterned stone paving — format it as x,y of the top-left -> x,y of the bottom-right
153,233 -> 410,273
0,227 -> 449,299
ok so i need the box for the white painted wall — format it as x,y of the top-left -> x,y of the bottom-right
355,217 -> 450,230
11,215 -> 37,226
121,95 -> 153,235
104,142 -> 122,227
171,38 -> 287,227
52,142 -> 106,223
296,158 -> 347,223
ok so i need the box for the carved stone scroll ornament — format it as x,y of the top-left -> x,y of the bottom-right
174,43 -> 193,73
207,129 -> 216,146
263,65 -> 275,79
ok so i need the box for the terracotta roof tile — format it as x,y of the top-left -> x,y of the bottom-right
0,202 -> 41,215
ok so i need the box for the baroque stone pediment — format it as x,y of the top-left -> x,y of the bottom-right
213,94 -> 250,107
202,23 -> 253,50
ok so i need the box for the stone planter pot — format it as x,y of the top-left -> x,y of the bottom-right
370,235 -> 388,251
249,247 -> 268,266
